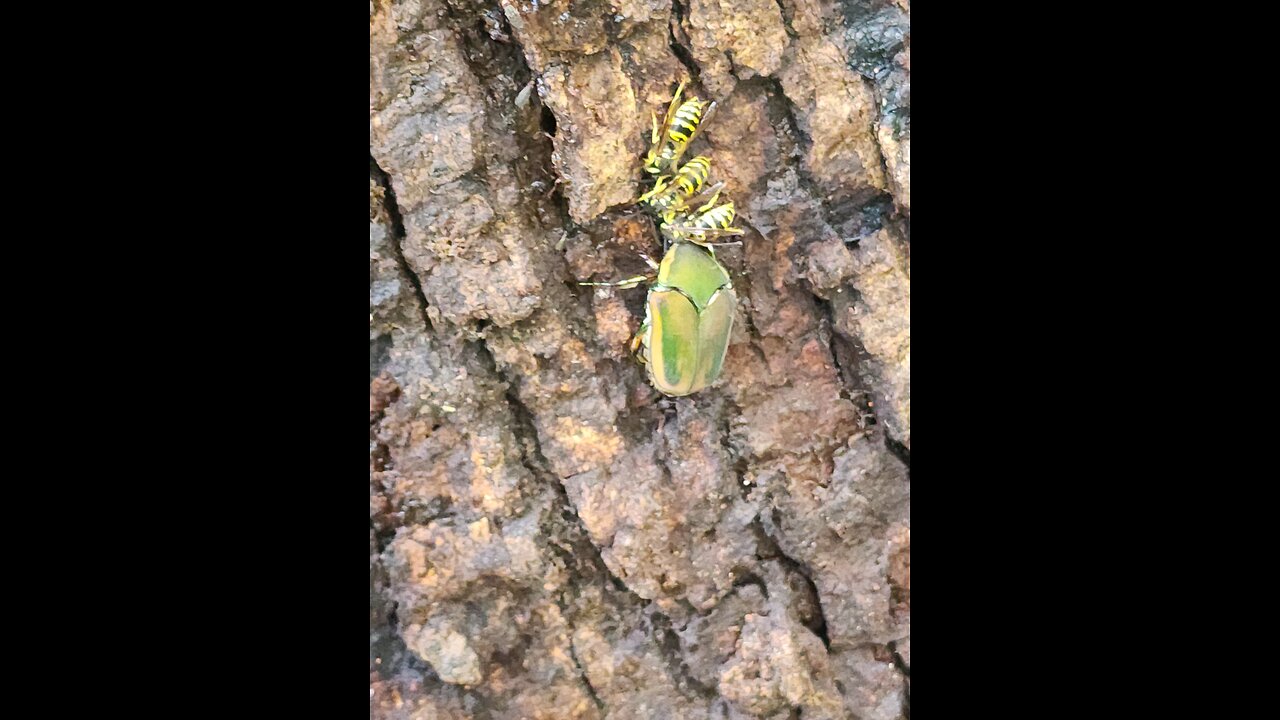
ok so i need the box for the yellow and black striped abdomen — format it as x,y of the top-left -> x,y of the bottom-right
675,156 -> 710,196
668,99 -> 707,144
642,156 -> 712,213
695,202 -> 736,230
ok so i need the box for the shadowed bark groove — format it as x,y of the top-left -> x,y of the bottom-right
371,0 -> 909,716
371,157 -> 434,333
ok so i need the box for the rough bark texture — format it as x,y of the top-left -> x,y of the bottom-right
370,0 -> 909,716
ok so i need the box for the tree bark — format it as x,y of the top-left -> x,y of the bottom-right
370,0 -> 909,716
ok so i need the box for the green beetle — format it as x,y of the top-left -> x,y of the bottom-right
582,220 -> 743,397
635,241 -> 737,396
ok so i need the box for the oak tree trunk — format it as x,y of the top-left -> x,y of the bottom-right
370,0 -> 909,716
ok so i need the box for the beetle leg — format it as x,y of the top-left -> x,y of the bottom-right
658,397 -> 678,420
630,321 -> 648,360
655,395 -> 677,432
637,252 -> 660,271
578,274 -> 653,289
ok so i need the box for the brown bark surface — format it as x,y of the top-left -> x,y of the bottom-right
370,0 -> 909,716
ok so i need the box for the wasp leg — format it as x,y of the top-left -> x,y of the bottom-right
638,175 -> 673,204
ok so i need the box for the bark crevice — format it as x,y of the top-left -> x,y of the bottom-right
370,156 -> 433,332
